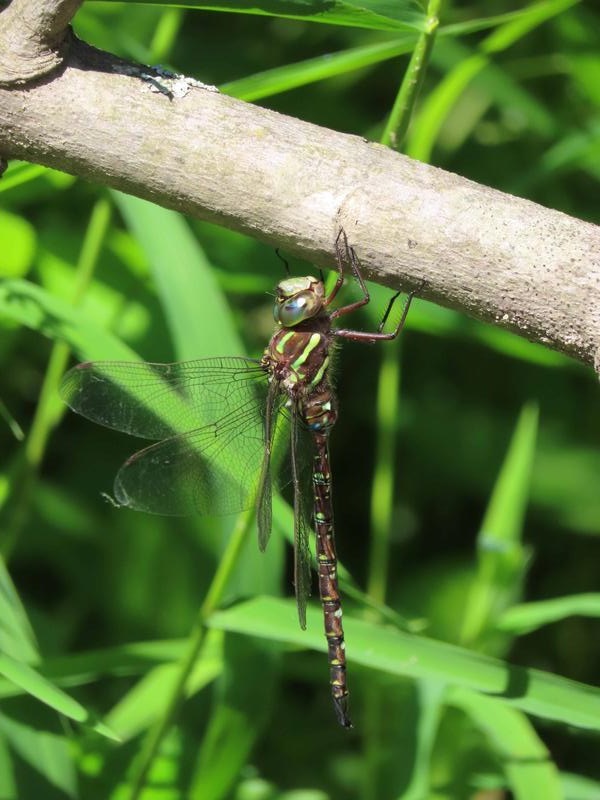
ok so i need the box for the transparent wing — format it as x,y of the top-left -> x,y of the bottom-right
290,407 -> 313,630
60,357 -> 266,439
113,393 -> 290,516
256,379 -> 281,553
61,356 -> 282,517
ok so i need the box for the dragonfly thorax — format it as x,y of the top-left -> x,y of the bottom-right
273,275 -> 325,327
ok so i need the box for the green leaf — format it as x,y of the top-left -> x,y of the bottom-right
460,402 -> 538,645
111,193 -> 242,359
105,632 -> 224,741
393,681 -> 446,800
0,733 -> 16,799
448,688 -> 562,800
560,771 -> 600,800
0,212 -> 36,278
208,596 -> 600,731
222,37 -> 417,101
407,0 -> 578,161
0,162 -> 74,195
0,652 -> 118,740
0,163 -> 49,192
189,636 -> 278,800
478,401 -> 538,555
0,713 -> 77,798
497,594 -> 600,635
0,278 -> 139,362
107,0 -> 427,32
0,639 -> 207,700
0,556 -> 38,663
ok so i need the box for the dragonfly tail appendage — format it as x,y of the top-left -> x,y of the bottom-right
333,692 -> 352,730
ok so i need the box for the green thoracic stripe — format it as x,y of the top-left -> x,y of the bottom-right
275,330 -> 295,354
311,355 -> 329,387
291,333 -> 321,370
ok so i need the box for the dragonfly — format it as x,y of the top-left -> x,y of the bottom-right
60,229 -> 419,728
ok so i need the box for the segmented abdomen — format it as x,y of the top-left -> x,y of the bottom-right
312,431 -> 351,728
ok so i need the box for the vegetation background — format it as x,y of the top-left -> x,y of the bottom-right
0,0 -> 599,798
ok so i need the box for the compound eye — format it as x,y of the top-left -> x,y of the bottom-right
276,291 -> 320,326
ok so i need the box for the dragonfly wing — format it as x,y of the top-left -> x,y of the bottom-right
60,357 -> 266,439
290,407 -> 312,630
113,397 -> 267,516
256,379 -> 275,551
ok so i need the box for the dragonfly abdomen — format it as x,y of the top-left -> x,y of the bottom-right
312,431 -> 352,728
303,388 -> 337,432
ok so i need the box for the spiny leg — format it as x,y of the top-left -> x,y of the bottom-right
323,228 -> 351,308
275,248 -> 291,276
334,284 -> 421,343
327,229 -> 372,317
327,229 -> 423,337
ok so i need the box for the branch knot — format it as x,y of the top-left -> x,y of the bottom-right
0,0 -> 82,87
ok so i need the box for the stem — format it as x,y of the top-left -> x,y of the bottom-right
366,347 -> 402,606
27,197 -> 112,458
380,0 -> 441,150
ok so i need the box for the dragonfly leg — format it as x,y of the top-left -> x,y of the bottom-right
333,284 -> 421,343
324,228 -> 350,307
328,229 -> 371,317
275,247 -> 291,276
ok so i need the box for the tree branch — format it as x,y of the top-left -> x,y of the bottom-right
0,0 -> 82,85
0,2 -> 599,371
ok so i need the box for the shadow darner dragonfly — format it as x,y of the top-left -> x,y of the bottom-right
60,230 -> 418,728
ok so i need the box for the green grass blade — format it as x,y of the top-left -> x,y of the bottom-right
560,772 -> 600,799
105,634 -> 223,741
0,652 -> 118,740
189,636 -> 278,800
0,211 -> 36,279
396,681 -> 446,800
0,278 -> 139,362
480,0 -> 578,55
148,7 -> 184,63
448,688 -> 562,800
110,0 -> 428,32
0,163 -> 49,191
407,0 -> 578,161
0,713 -> 77,798
208,596 -> 600,731
460,402 -> 538,646
222,38 -> 417,101
111,192 -> 242,360
0,162 -> 74,194
439,6 -> 575,37
0,280 -> 229,449
497,594 -> 600,635
0,638 -> 222,700
0,557 -> 38,663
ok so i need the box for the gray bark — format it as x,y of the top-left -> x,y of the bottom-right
0,0 -> 599,371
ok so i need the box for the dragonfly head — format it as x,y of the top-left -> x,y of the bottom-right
273,276 -> 325,327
